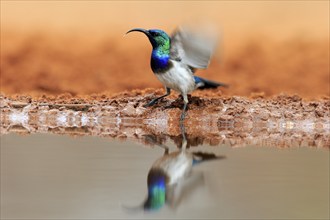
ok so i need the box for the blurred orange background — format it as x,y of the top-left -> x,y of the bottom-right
1,1 -> 329,98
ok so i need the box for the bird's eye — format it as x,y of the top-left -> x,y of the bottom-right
149,31 -> 161,38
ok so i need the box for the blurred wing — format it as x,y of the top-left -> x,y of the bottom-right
170,25 -> 218,70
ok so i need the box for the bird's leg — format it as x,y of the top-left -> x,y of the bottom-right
144,87 -> 171,107
143,134 -> 169,155
179,121 -> 187,151
157,143 -> 169,156
180,94 -> 189,121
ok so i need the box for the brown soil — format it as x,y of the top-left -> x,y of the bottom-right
1,93 -> 329,148
1,33 -> 329,98
1,30 -> 329,148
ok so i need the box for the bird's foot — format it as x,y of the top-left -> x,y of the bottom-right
143,102 -> 154,108
143,94 -> 169,107
180,112 -> 186,121
143,99 -> 158,107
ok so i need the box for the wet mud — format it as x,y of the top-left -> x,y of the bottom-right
1,93 -> 329,148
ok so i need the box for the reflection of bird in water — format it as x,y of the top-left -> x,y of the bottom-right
126,25 -> 228,121
124,124 -> 226,212
144,143 -> 225,211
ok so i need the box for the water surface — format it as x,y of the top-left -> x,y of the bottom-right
1,133 -> 329,219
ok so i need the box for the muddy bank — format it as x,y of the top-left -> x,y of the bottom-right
1,92 -> 329,148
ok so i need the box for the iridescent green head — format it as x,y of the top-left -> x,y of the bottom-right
126,28 -> 170,54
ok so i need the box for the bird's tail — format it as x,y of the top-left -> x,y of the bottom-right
194,76 -> 228,89
192,152 -> 226,165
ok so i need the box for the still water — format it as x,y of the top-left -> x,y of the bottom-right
1,132 -> 329,219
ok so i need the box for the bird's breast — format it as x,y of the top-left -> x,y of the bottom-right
151,151 -> 193,185
155,61 -> 195,94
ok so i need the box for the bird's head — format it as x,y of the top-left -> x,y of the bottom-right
126,28 -> 170,51
121,169 -> 167,213
143,169 -> 167,211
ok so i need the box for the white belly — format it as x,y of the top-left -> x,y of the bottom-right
155,61 -> 195,94
152,151 -> 193,185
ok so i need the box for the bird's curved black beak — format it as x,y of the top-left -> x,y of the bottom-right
126,28 -> 157,47
126,28 -> 152,38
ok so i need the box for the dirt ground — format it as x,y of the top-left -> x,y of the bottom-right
1,32 -> 329,99
1,2 -> 329,148
1,31 -> 329,148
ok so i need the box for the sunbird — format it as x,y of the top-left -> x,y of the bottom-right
123,131 -> 226,212
142,144 -> 225,211
126,26 -> 227,121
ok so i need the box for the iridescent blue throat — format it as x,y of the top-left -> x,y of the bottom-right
151,49 -> 170,73
145,175 -> 166,210
148,177 -> 166,194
